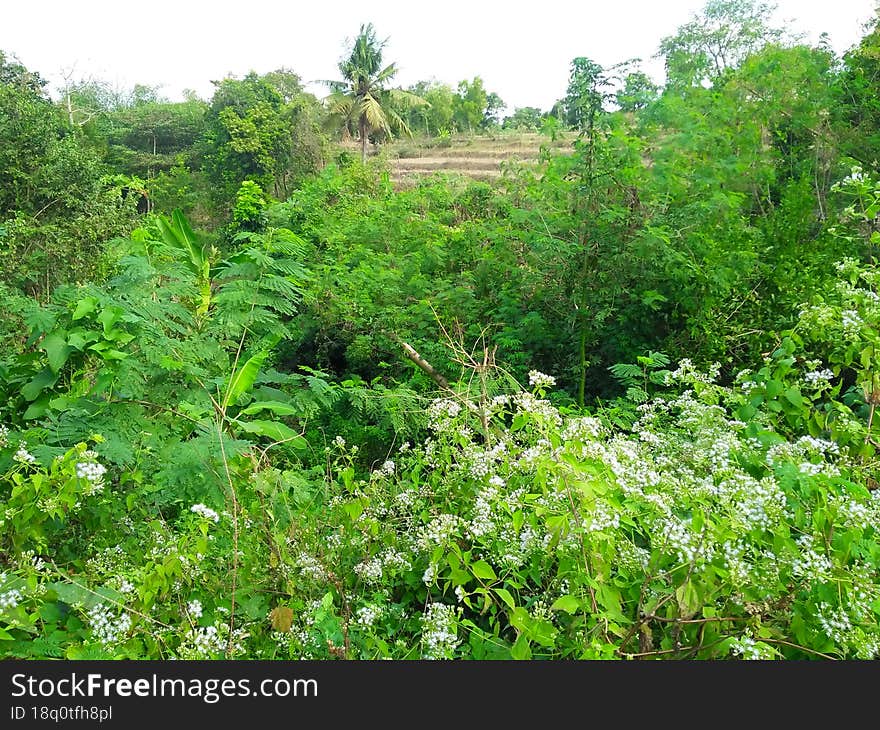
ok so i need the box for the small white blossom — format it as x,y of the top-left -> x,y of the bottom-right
0,589 -> 23,610
87,604 -> 132,647
190,504 -> 220,523
13,442 -> 36,465
528,370 -> 556,388
421,603 -> 460,659
356,604 -> 382,628
804,369 -> 833,386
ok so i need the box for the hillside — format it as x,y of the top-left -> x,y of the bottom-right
343,131 -> 577,186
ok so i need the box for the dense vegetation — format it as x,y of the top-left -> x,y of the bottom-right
2,1 -> 880,660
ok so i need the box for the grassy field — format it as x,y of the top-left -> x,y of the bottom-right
341,131 -> 577,186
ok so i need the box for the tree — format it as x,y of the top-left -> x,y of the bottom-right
484,91 -> 505,129
324,23 -> 426,162
407,81 -> 455,135
615,71 -> 659,112
107,99 -> 207,179
502,106 -> 544,131
562,57 -> 611,133
658,0 -> 788,88
453,77 -> 486,133
202,71 -> 324,208
0,52 -> 137,295
835,14 -> 880,171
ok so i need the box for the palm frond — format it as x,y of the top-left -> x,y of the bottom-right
375,63 -> 399,85
386,88 -> 430,109
360,94 -> 391,135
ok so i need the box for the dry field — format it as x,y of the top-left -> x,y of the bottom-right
340,132 -> 576,187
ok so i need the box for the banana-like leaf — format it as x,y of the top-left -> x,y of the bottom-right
157,209 -> 206,274
234,419 -> 306,446
223,350 -> 269,409
241,401 -> 300,416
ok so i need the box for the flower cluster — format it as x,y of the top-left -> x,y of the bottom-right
803,369 -> 833,386
528,370 -> 556,388
75,458 -> 108,495
13,442 -> 36,465
842,309 -> 863,339
183,624 -> 226,658
190,504 -> 220,523
353,548 -> 411,584
791,535 -> 833,583
87,604 -> 132,647
420,603 -> 460,659
729,633 -> 775,660
0,588 -> 23,610
355,604 -> 383,628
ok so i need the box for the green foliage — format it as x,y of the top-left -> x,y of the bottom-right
4,7 -> 880,662
502,107 -> 544,131
0,53 -> 138,296
324,24 -> 427,161
658,0 -> 788,88
202,72 -> 324,209
231,180 -> 267,231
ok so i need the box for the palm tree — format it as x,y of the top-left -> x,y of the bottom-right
324,23 -> 427,162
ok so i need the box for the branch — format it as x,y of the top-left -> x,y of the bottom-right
386,332 -> 449,390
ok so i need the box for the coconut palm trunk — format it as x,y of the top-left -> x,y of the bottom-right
360,116 -> 368,162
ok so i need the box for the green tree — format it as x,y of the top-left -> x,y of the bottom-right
502,106 -> 544,130
453,77 -> 488,133
202,72 -> 324,209
0,51 -> 137,295
324,23 -> 425,162
562,57 -> 611,132
107,99 -> 207,180
658,0 -> 788,88
835,15 -> 880,171
484,91 -> 505,129
615,71 -> 659,112
407,81 -> 455,135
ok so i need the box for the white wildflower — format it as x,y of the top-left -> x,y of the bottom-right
528,370 -> 556,388
190,504 -> 220,523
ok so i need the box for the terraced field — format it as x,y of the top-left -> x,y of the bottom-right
342,132 -> 576,187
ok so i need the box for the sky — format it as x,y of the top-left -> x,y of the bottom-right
2,1 -> 877,113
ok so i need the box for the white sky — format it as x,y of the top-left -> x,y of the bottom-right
2,1 -> 877,113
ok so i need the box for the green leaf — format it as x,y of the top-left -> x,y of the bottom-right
66,330 -> 99,351
235,419 -> 303,444
509,607 -> 532,634
765,379 -> 784,398
531,619 -> 558,648
223,350 -> 269,409
97,306 -> 123,337
494,588 -> 516,610
21,368 -> 58,402
23,395 -> 51,420
675,580 -> 702,619
550,595 -> 580,614
241,400 -> 299,416
72,296 -> 98,321
784,388 -> 803,408
42,331 -> 71,373
86,344 -> 128,361
38,602 -> 64,623
471,560 -> 497,581
510,634 -> 531,660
